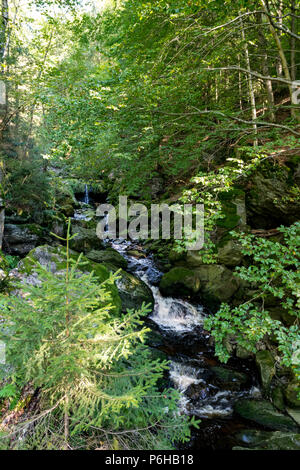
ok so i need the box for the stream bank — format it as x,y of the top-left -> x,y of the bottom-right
1,191 -> 299,450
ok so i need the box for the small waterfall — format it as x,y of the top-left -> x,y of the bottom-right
83,184 -> 89,204
106,237 -> 260,435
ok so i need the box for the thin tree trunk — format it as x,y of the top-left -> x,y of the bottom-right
240,16 -> 258,145
290,0 -> 297,82
0,0 -> 8,250
238,54 -> 243,111
258,13 -> 275,122
260,0 -> 300,122
23,29 -> 54,159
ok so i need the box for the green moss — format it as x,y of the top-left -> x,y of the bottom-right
216,213 -> 240,229
219,188 -> 245,202
159,267 -> 201,297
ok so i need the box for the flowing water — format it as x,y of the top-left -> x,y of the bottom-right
107,238 -> 261,449
74,202 -> 261,449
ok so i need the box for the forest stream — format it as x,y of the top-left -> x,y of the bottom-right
74,198 -> 262,450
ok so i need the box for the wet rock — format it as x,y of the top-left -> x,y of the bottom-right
234,399 -> 299,432
271,386 -> 285,412
185,382 -> 213,401
211,366 -> 249,390
159,267 -> 201,297
234,429 -> 300,450
287,408 -> 300,427
255,350 -> 275,390
126,250 -> 147,259
4,223 -> 48,256
194,264 -> 240,306
104,264 -> 154,312
145,266 -> 162,285
86,249 -> 128,269
70,225 -> 104,253
217,239 -> 244,267
284,379 -> 300,408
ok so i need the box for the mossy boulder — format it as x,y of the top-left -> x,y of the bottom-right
234,429 -> 300,450
284,379 -> 300,408
194,264 -> 240,307
70,225 -> 104,253
17,245 -> 121,314
234,399 -> 299,432
159,267 -> 201,297
211,366 -> 249,390
3,223 -> 48,256
110,268 -> 154,313
247,170 -> 300,228
256,350 -> 275,391
217,239 -> 244,267
271,386 -> 285,412
160,264 -> 239,306
86,249 -> 128,270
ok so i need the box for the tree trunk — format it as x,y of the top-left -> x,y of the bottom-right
258,14 -> 275,122
260,0 -> 300,123
290,0 -> 297,82
0,0 -> 8,250
240,16 -> 258,144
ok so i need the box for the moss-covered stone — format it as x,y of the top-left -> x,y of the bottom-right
70,225 -> 103,253
211,366 -> 249,390
159,267 -> 201,297
4,223 -> 48,256
234,429 -> 300,450
234,399 -> 299,432
217,239 -> 243,267
272,386 -> 285,412
284,379 -> 300,408
126,250 -> 147,259
194,264 -> 240,307
247,171 -> 300,227
112,268 -> 154,312
256,350 -> 275,391
86,249 -> 128,269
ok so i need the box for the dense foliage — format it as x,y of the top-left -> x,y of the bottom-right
0,223 -> 194,449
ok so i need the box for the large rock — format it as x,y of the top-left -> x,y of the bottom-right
247,170 -> 300,228
234,399 -> 299,432
256,350 -> 275,390
70,225 -> 103,253
234,429 -> 300,450
194,264 -> 240,306
217,239 -> 244,267
16,245 -> 121,314
159,267 -> 201,297
98,258 -> 154,312
86,249 -> 128,269
3,223 -> 48,256
211,366 -> 249,391
284,379 -> 300,408
115,270 -> 154,313
159,264 -> 239,306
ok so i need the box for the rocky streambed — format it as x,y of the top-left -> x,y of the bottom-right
1,197 -> 300,450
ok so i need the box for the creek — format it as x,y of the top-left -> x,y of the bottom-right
73,198 -> 263,450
